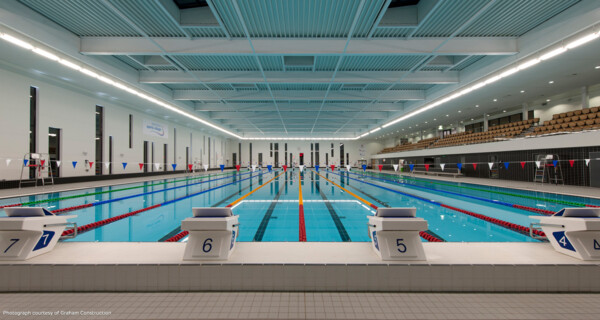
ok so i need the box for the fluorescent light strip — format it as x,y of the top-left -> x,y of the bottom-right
378,31 -> 599,133
0,32 -> 242,140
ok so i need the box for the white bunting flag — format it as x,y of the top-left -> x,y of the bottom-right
393,164 -> 398,172
5,159 -> 11,167
154,163 -> 160,170
300,165 -> 305,172
203,164 -> 209,172
105,162 -> 110,169
585,159 -> 590,166
252,165 -> 256,172
440,163 -> 445,171
488,162 -> 494,170
56,160 -> 61,168
346,165 -> 351,171
535,161 -> 541,169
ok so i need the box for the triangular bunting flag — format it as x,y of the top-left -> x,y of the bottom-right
315,165 -> 319,172
187,164 -> 193,171
5,159 -> 11,167
488,162 -> 494,170
520,161 -> 526,169
535,161 -> 541,169
585,159 -> 590,166
154,163 -> 160,170
440,163 -> 445,171
425,164 -> 430,171
409,164 -> 414,171
23,159 -> 29,167
72,161 -> 77,168
330,165 -> 335,171
378,164 -> 383,172
122,162 -> 127,169
203,164 -> 208,172
283,165 -> 288,172
300,165 -> 305,173
235,164 -> 240,171
171,164 -> 177,171
267,165 -> 272,172
89,162 -> 94,169
393,164 -> 398,172
569,160 -> 574,167
40,160 -> 45,166
346,165 -> 351,172
552,160 -> 558,167
457,163 -> 463,171
105,162 -> 110,169
362,164 -> 367,172
221,164 -> 226,172
472,163 -> 477,170
139,163 -> 144,170
251,165 -> 256,172
56,160 -> 61,168
503,162 -> 509,169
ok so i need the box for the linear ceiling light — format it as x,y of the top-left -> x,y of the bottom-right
379,31 -> 599,133
0,32 -> 242,140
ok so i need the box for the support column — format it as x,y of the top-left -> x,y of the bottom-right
522,103 -> 529,120
582,86 -> 589,109
483,114 -> 489,131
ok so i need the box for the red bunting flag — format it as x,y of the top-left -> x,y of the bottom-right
330,165 -> 335,171
235,164 -> 240,171
188,164 -> 193,171
283,165 -> 287,172
472,163 -> 477,170
378,164 -> 383,172
89,162 -> 94,169
40,160 -> 45,167
425,164 -> 430,171
520,161 -> 525,169
569,160 -> 574,167
139,163 -> 144,170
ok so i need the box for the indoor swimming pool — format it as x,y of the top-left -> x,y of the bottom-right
1,169 -> 599,243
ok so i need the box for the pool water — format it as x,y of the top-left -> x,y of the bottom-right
1,169 -> 599,243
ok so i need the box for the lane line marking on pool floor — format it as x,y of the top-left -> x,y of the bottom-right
329,171 -> 545,239
166,170 -> 285,242
312,174 -> 350,242
63,171 -> 267,238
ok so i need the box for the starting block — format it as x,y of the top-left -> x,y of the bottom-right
181,207 -> 239,260
0,207 -> 76,260
368,208 -> 427,261
531,208 -> 600,260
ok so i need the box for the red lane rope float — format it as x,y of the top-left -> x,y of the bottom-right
299,171 -> 306,242
586,204 -> 600,207
419,231 -> 443,242
512,204 -> 554,215
51,203 -> 93,214
0,203 -> 24,209
166,171 -> 286,242
62,204 -> 161,236
440,204 -> 545,237
313,170 -> 444,242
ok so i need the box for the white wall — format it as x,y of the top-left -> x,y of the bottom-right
0,66 -> 230,180
233,140 -> 383,167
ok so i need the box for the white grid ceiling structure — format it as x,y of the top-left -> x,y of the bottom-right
16,0 -> 582,138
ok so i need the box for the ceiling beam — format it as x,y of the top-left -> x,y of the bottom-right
194,102 -> 404,112
175,89 -> 424,101
210,111 -> 389,119
81,37 -> 518,56
141,70 -> 458,84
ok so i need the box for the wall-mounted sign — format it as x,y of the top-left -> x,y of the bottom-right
143,119 -> 168,139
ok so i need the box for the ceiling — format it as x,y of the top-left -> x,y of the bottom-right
2,0 -> 599,139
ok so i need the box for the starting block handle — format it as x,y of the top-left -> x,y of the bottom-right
58,222 -> 78,239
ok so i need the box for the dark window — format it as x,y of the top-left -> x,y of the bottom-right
29,87 -> 38,179
95,105 -> 103,175
173,128 -> 176,165
331,143 -> 334,157
340,143 -> 345,166
249,143 -> 252,164
128,114 -> 133,148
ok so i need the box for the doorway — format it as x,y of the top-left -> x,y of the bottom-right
143,141 -> 149,173
232,153 -> 237,166
258,153 -> 262,166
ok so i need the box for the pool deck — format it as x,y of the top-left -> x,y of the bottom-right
1,242 -> 599,292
